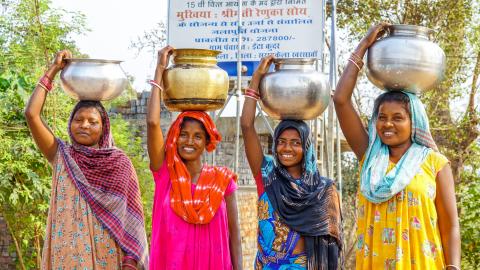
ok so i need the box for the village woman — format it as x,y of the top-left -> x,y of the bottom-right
146,45 -> 242,270
24,50 -> 149,269
333,23 -> 461,269
241,56 -> 342,270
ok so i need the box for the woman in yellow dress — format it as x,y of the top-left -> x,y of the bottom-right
333,23 -> 461,270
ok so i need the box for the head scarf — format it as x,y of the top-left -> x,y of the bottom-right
360,91 -> 438,203
165,111 -> 237,224
57,101 -> 148,267
263,120 -> 342,270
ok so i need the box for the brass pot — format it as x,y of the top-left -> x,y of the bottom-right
162,49 -> 229,111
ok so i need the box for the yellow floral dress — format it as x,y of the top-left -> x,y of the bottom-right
356,151 -> 448,270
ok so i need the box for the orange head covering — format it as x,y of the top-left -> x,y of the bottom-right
165,111 -> 236,224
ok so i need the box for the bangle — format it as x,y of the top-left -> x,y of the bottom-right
245,88 -> 260,98
348,58 -> 362,71
245,88 -> 259,94
39,75 -> 53,92
244,94 -> 259,101
445,265 -> 460,270
244,92 -> 260,101
37,82 -> 50,93
149,80 -> 163,91
122,263 -> 137,270
350,52 -> 362,61
122,255 -> 136,262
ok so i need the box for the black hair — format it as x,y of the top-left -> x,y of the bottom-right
373,91 -> 411,117
71,100 -> 107,130
180,117 -> 211,143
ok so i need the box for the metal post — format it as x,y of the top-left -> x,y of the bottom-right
329,0 -> 342,205
316,0 -> 326,172
234,0 -> 243,174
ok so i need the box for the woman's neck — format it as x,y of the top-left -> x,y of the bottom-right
183,159 -> 203,184
286,165 -> 303,179
388,141 -> 413,163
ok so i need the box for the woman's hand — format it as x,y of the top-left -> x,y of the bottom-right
50,50 -> 72,72
157,46 -> 174,69
44,50 -> 72,79
154,45 -> 174,82
249,55 -> 274,90
359,22 -> 391,50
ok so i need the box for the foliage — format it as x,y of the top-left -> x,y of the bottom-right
0,71 -> 53,269
457,144 -> 480,269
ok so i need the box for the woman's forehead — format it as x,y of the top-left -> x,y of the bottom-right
278,128 -> 301,139
74,107 -> 102,118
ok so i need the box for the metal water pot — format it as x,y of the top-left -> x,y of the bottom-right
162,49 -> 229,111
366,24 -> 446,93
259,58 -> 330,120
60,59 -> 127,101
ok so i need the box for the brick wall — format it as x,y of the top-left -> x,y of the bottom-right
0,215 -> 15,270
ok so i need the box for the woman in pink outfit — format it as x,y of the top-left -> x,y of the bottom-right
146,46 -> 243,270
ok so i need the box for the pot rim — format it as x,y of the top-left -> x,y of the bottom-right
173,48 -> 222,57
273,58 -> 317,65
388,24 -> 434,37
64,58 -> 123,64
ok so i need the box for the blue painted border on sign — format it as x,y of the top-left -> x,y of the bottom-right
218,61 -> 260,76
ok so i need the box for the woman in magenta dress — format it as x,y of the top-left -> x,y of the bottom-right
146,46 -> 243,270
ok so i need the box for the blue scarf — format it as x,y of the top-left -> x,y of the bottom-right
360,91 -> 438,203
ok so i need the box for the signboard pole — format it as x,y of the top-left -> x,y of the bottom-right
234,0 -> 243,174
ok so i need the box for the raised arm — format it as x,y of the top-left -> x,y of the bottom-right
240,56 -> 274,177
333,23 -> 389,159
435,164 -> 461,268
147,46 -> 174,171
24,50 -> 72,163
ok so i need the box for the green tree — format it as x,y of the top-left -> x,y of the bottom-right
335,0 -> 480,267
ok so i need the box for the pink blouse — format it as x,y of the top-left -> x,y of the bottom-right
149,161 -> 237,270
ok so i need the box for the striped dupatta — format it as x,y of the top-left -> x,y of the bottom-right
58,101 -> 149,268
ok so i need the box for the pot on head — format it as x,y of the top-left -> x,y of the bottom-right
60,59 -> 127,101
366,24 -> 446,93
259,58 -> 330,120
162,48 -> 229,111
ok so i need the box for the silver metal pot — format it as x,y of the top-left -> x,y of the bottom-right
259,58 -> 330,120
60,59 -> 127,101
366,24 -> 446,93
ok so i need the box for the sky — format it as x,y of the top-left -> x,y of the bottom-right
50,0 -> 168,91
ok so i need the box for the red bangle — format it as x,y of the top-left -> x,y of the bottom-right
244,93 -> 259,101
122,263 -> 137,270
39,75 -> 53,92
245,88 -> 260,94
245,89 -> 260,99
